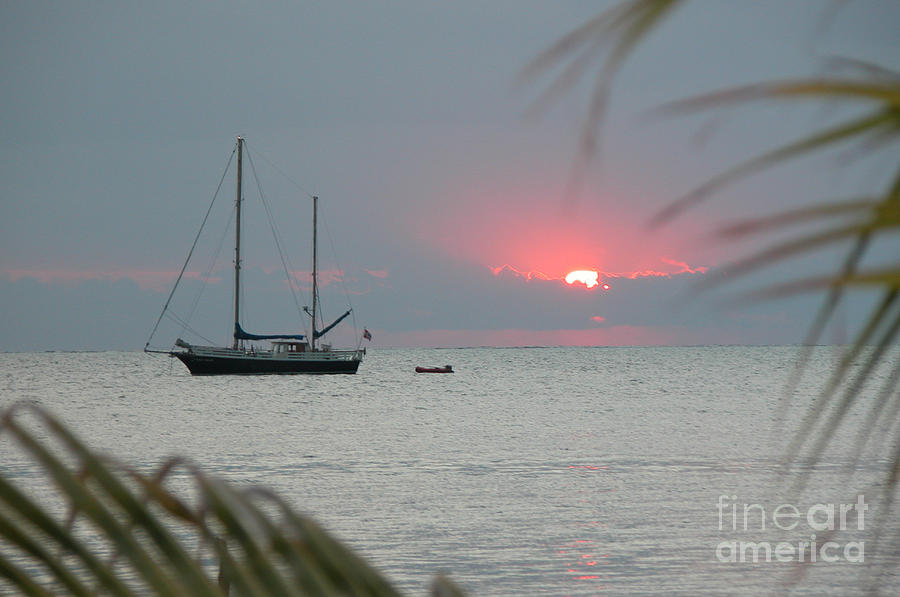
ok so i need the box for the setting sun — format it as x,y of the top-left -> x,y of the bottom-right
565,270 -> 600,289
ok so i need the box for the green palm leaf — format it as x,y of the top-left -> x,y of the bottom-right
656,79 -> 900,112
651,107 -> 899,225
520,0 -> 682,193
0,405 -> 464,596
715,197 -> 880,239
530,1 -> 900,588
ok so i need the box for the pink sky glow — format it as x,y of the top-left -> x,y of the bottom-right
489,257 -> 708,286
368,325 -> 747,348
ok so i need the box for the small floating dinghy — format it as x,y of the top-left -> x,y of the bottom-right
415,365 -> 453,373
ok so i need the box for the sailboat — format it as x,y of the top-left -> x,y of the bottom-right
146,137 -> 365,375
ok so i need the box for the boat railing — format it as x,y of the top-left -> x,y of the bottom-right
185,345 -> 362,361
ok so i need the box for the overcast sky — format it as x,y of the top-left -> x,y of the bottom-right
2,0 -> 898,351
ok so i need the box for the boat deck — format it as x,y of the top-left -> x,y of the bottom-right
174,344 -> 363,375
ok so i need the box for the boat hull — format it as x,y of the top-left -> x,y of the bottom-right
174,351 -> 361,375
415,366 -> 453,373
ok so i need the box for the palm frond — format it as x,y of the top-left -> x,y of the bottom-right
655,80 -> 900,113
786,295 -> 900,469
652,106 -> 899,225
0,404 -> 459,596
848,358 -> 900,477
696,221 -> 891,293
2,409 -> 188,595
531,2 -> 900,590
430,574 -> 469,597
0,552 -> 55,597
0,510 -> 95,596
748,269 -> 900,297
715,197 -> 879,239
822,56 -> 900,82
518,0 -> 681,93
0,473 -> 136,596
778,168 -> 900,427
520,0 -> 682,194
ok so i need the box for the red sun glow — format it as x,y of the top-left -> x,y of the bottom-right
411,178 -> 711,285
565,270 -> 600,289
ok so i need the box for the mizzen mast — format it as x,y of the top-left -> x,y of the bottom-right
311,195 -> 318,351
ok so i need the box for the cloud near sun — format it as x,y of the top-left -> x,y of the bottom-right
412,178 -> 711,289
490,259 -> 707,289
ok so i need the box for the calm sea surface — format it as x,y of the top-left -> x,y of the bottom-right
2,347 -> 898,595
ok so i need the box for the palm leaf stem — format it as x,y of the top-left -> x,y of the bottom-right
652,108 -> 899,226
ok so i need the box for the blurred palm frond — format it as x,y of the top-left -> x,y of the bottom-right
0,405 -> 465,596
518,0 -> 683,194
527,0 -> 900,583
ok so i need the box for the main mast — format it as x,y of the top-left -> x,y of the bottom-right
232,136 -> 243,349
311,195 -> 318,351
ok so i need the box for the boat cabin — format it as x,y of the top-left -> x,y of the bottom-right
272,341 -> 308,354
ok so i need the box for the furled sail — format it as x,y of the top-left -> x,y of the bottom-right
313,309 -> 352,339
234,323 -> 305,341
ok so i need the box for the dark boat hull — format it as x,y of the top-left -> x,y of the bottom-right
415,366 -> 453,373
175,353 -> 360,375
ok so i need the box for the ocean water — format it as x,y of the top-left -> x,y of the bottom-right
2,347 -> 898,595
